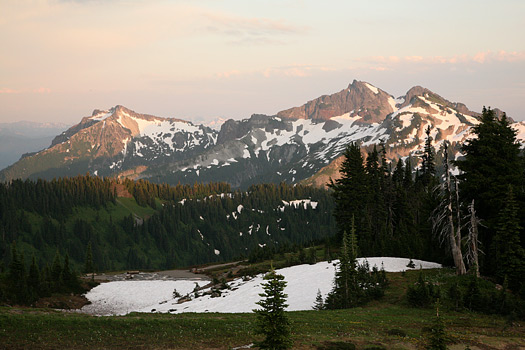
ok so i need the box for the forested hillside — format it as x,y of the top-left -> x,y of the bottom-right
331,108 -> 525,296
0,176 -> 335,272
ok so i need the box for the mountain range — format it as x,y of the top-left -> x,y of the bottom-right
1,80 -> 524,187
0,121 -> 69,170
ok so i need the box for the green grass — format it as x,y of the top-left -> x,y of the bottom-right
1,267 -> 524,349
1,304 -> 523,350
113,197 -> 158,220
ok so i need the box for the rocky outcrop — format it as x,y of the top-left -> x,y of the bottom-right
276,80 -> 396,123
2,81 -> 516,188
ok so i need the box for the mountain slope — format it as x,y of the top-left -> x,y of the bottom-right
0,121 -> 69,169
277,80 -> 396,123
0,106 -> 216,181
1,81 -> 523,187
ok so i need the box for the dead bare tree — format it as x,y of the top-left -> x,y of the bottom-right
465,199 -> 481,277
432,141 -> 466,275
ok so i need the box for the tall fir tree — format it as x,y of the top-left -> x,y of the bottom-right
325,216 -> 363,309
27,256 -> 41,302
51,250 -> 63,291
7,243 -> 28,304
84,241 -> 94,274
253,268 -> 292,350
492,186 -> 525,291
456,107 -> 524,275
420,125 -> 437,187
329,142 -> 367,242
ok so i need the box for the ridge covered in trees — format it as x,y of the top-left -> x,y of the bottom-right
0,175 -> 335,275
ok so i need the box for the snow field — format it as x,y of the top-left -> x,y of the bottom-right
81,257 -> 441,316
81,280 -> 204,316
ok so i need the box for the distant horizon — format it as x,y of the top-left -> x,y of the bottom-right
1,79 -> 522,127
1,1 -> 524,123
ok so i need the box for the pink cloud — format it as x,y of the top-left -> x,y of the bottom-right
216,70 -> 242,79
0,88 -> 21,94
34,87 -> 51,94
0,87 -> 51,94
261,64 -> 334,78
366,51 -> 525,66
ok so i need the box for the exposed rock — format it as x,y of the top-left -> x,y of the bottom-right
277,80 -> 396,123
1,81 -> 517,189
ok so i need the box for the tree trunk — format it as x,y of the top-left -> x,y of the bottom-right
444,143 -> 466,275
468,199 -> 480,277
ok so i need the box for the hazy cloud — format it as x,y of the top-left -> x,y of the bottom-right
202,12 -> 307,45
0,88 -> 51,94
367,51 -> 525,66
0,88 -> 22,94
262,64 -> 335,78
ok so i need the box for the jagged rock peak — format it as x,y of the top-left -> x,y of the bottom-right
91,109 -> 108,117
276,80 -> 396,123
399,86 -> 480,118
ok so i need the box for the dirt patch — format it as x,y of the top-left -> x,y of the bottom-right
112,183 -> 132,198
35,294 -> 90,310
157,269 -> 210,280
89,269 -> 210,282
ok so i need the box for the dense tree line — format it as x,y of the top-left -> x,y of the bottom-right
122,179 -> 231,207
0,176 -> 335,275
122,183 -> 335,268
332,107 -> 525,298
0,175 -> 116,218
455,108 -> 525,292
330,137 -> 446,264
0,243 -> 83,305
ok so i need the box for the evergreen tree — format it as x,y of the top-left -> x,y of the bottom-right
427,311 -> 447,350
313,289 -> 324,310
392,158 -> 405,185
420,126 -> 437,187
329,142 -> 367,241
403,156 -> 413,187
84,241 -> 94,274
456,107 -> 524,274
492,186 -> 525,291
51,250 -> 63,291
62,254 -> 77,291
7,243 -> 28,304
325,217 -> 363,309
253,268 -> 292,350
27,256 -> 41,302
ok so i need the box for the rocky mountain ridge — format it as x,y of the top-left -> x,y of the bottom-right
1,81 -> 524,187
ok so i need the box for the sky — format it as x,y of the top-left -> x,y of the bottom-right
1,0 -> 524,125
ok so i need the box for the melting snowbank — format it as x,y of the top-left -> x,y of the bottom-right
81,257 -> 441,316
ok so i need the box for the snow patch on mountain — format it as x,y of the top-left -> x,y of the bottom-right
89,110 -> 112,121
281,199 -> 318,210
364,82 -> 379,94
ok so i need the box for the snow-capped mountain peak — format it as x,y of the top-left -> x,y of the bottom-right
1,82 -> 520,188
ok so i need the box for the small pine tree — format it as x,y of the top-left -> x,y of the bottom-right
464,275 -> 483,311
447,282 -> 462,310
62,254 -> 78,291
253,268 -> 292,350
427,311 -> 447,350
7,243 -> 28,304
51,250 -> 63,292
325,216 -> 363,309
27,256 -> 41,302
407,272 -> 432,307
313,289 -> 324,310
